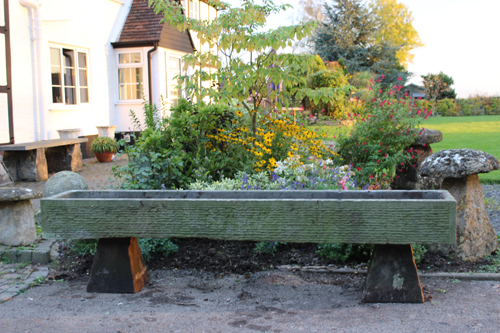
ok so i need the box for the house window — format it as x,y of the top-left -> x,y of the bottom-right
189,0 -> 198,19
50,47 -> 89,105
117,52 -> 143,100
181,0 -> 188,14
167,56 -> 183,102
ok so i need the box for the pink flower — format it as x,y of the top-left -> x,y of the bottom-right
379,89 -> 383,94
378,150 -> 381,153
357,167 -> 361,171
322,165 -> 326,170
384,154 -> 387,158
398,77 -> 402,81
368,87 -> 372,90
369,175 -> 374,179
321,109 -> 325,113
379,142 -> 383,145
309,114 -> 313,118
377,160 -> 380,163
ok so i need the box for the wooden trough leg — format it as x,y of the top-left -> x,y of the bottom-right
87,237 -> 149,293
362,244 -> 424,303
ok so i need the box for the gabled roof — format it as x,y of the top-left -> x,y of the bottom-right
113,0 -> 195,53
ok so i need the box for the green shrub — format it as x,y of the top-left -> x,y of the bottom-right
138,238 -> 178,262
254,241 -> 286,255
306,66 -> 350,119
71,239 -> 98,256
437,98 -> 458,116
114,100 -> 250,190
316,243 -> 372,263
335,82 -> 426,187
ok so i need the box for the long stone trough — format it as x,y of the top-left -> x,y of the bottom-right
41,190 -> 456,303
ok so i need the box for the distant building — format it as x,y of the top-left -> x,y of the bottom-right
405,83 -> 427,99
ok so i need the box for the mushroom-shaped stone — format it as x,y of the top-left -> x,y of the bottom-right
420,149 -> 499,179
412,128 -> 443,146
43,171 -> 88,198
0,188 -> 42,246
391,128 -> 443,190
420,149 -> 500,261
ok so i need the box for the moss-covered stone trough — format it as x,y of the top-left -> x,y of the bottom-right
41,190 -> 456,303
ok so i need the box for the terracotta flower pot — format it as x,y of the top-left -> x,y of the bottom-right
94,152 -> 114,163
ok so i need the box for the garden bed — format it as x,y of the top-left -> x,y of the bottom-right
49,238 -> 499,282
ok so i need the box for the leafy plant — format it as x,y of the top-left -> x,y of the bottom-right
412,244 -> 428,264
138,238 -> 179,262
114,100 -> 248,190
334,81 -> 426,186
437,98 -> 458,117
254,241 -> 286,255
90,137 -> 120,154
316,243 -> 372,263
29,275 -> 45,287
71,239 -> 98,256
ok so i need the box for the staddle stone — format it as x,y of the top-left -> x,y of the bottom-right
420,149 -> 500,260
391,128 -> 442,190
43,171 -> 88,198
0,188 -> 42,246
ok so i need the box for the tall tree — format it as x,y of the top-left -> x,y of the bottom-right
371,0 -> 424,68
149,0 -> 353,135
421,72 -> 455,116
314,0 -> 410,88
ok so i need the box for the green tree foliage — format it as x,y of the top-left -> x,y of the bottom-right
421,72 -> 456,115
149,0 -> 353,136
371,0 -> 424,68
314,0 -> 410,89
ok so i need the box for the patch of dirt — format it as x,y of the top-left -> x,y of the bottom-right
49,238 -> 498,281
416,251 -> 494,273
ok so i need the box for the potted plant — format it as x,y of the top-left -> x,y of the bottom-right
90,137 -> 120,163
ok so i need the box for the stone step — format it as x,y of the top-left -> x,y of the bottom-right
0,239 -> 56,265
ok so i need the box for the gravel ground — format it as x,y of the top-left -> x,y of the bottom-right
483,185 -> 500,234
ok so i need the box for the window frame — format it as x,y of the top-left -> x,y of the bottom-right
49,45 -> 91,109
116,49 -> 145,103
166,53 -> 185,103
189,0 -> 199,19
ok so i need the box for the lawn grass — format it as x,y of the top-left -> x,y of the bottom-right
309,115 -> 500,184
423,115 -> 500,184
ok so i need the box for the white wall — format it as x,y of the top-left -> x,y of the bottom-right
11,0 -> 132,143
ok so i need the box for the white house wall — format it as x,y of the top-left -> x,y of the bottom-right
11,0 -> 132,143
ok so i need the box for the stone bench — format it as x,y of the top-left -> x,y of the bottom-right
40,190 -> 457,303
0,138 -> 87,182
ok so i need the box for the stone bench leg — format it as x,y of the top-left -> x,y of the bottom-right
45,144 -> 83,174
362,244 -> 424,303
2,148 -> 48,182
0,200 -> 37,246
87,237 -> 149,293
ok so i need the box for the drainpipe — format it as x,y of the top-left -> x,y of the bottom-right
19,0 -> 47,141
147,42 -> 158,105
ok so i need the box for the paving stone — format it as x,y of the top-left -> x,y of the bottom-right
0,291 -> 17,302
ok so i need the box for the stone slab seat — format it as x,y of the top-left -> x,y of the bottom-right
0,138 -> 87,182
41,190 -> 457,303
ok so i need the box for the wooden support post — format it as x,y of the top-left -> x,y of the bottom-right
362,244 -> 424,303
87,237 -> 149,293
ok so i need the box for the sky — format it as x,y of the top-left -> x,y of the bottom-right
225,0 -> 500,98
